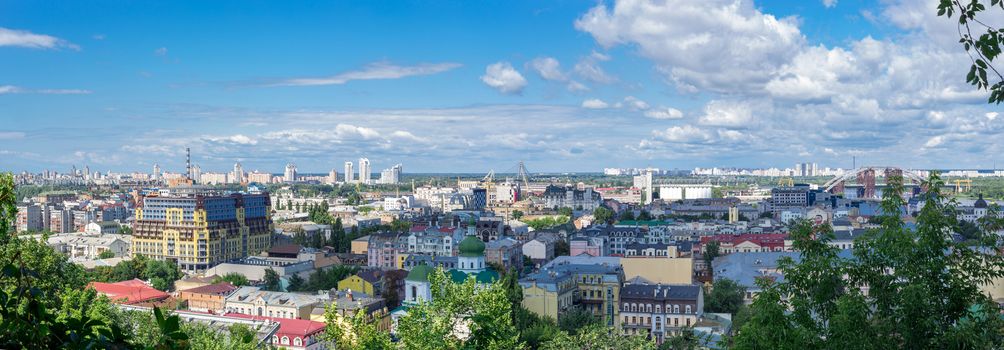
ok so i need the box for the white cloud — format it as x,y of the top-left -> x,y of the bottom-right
0,85 -> 91,95
987,112 -> 999,121
924,135 -> 944,148
529,57 -> 568,82
0,131 -> 26,140
481,62 -> 528,94
277,62 -> 461,87
698,101 -> 753,127
581,99 -> 609,109
154,47 -> 168,56
576,0 -> 803,92
644,107 -> 683,119
0,27 -> 77,50
623,96 -> 649,110
822,0 -> 837,8
652,125 -> 712,143
567,81 -> 589,92
574,57 -> 615,84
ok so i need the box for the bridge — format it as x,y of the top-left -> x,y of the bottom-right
821,166 -> 925,199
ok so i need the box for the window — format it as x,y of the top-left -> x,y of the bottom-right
281,336 -> 289,345
294,337 -> 302,346
685,305 -> 692,314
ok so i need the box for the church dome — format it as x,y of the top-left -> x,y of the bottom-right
975,194 -> 988,209
406,264 -> 434,282
458,235 -> 486,257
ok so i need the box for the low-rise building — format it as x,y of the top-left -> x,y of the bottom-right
619,283 -> 703,344
178,282 -> 238,313
224,286 -> 320,320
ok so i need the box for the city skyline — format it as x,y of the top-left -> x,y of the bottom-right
2,0 -> 1003,173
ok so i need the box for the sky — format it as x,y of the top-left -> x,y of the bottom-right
0,0 -> 1002,174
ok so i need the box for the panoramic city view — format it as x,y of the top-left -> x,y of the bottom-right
3,0 -> 1004,349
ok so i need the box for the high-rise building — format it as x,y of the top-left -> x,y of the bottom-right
191,165 -> 202,183
327,169 -> 338,185
379,163 -> 403,184
284,163 -> 297,183
153,164 -> 162,180
359,158 -> 370,184
233,162 -> 244,184
131,192 -> 273,272
344,162 -> 354,183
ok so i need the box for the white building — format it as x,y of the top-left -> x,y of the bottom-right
233,162 -> 245,184
657,184 -> 713,201
344,161 -> 354,183
284,163 -> 298,183
359,158 -> 371,184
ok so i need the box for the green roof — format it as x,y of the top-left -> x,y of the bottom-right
448,268 -> 499,284
406,264 -> 434,282
458,235 -> 486,257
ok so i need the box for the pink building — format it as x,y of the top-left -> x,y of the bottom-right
570,238 -> 602,257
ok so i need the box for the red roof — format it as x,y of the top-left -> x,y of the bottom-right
181,282 -> 237,296
224,313 -> 326,337
409,225 -> 427,232
88,279 -> 170,304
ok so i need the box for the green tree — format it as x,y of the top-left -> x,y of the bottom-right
262,268 -> 281,291
287,274 -> 305,292
213,272 -> 249,287
557,308 -> 600,335
184,322 -> 257,350
98,250 -> 116,259
143,259 -> 183,291
321,300 -> 392,350
938,0 -> 1004,104
619,210 -> 635,222
396,268 -> 521,350
637,210 -> 654,221
558,207 -> 573,218
732,173 -> 1004,349
703,240 -> 721,274
703,278 -> 745,314
541,324 -> 656,350
512,210 -> 524,220
660,327 -> 703,350
592,206 -> 614,224
554,239 -> 570,257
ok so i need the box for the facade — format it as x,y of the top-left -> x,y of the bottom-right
224,286 -> 319,320
542,185 -> 601,210
770,186 -> 810,213
227,313 -> 326,350
522,235 -> 557,262
338,270 -> 385,297
485,237 -> 523,271
45,232 -> 131,260
284,163 -> 297,183
178,282 -> 238,313
619,283 -> 703,344
367,233 -> 403,269
15,204 -> 43,232
131,193 -> 273,272
344,161 -> 354,183
520,262 -> 624,328
359,158 -> 371,184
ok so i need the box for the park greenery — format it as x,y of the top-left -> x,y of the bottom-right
523,215 -> 570,231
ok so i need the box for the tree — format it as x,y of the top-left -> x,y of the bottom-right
554,239 -> 570,257
512,210 -> 524,220
619,210 -> 636,221
396,268 -> 521,350
213,272 -> 249,287
557,308 -> 600,335
330,217 -> 344,249
541,324 -> 656,350
592,206 -> 614,224
660,327 -> 704,350
321,300 -> 392,350
143,259 -> 183,291
98,250 -> 116,259
286,274 -> 305,292
262,268 -> 281,291
732,173 -> 1004,349
938,0 -> 1004,104
703,240 -> 721,274
703,278 -> 746,314
637,210 -> 654,221
185,322 -> 257,350
558,207 -> 573,218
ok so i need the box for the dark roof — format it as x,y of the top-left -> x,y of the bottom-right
620,283 -> 701,301
356,270 -> 384,284
269,244 -> 303,256
181,282 -> 237,295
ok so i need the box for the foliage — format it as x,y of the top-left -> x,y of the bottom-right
213,272 -> 249,287
938,0 -> 1004,104
592,206 -> 614,224
287,274 -> 305,291
321,300 -> 392,350
557,307 -> 602,335
262,268 -> 281,291
99,250 -> 117,259
525,216 -> 569,230
618,209 -> 636,221
396,268 -> 522,350
554,239 -> 570,257
703,278 -> 746,314
512,210 -> 524,220
540,324 -> 656,350
558,207 -> 573,218
183,322 -> 257,350
144,259 -> 183,291
660,327 -> 704,350
731,173 -> 1004,349
293,264 -> 359,292
703,240 -> 720,274
637,210 -> 654,221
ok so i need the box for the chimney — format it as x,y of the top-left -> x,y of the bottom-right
347,289 -> 354,302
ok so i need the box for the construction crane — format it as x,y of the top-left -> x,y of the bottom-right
955,179 -> 973,193
777,177 -> 794,187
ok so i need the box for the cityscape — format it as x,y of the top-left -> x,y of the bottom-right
3,1 -> 1004,350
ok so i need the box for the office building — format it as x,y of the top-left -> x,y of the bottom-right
131,192 -> 273,272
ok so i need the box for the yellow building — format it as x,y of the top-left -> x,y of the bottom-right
620,256 -> 693,284
520,262 -> 624,327
351,235 -> 370,255
131,193 -> 273,273
337,270 -> 384,296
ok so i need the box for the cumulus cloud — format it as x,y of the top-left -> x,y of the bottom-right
481,62 -> 528,94
574,56 -> 615,84
622,96 -> 650,110
581,99 -> 609,109
822,0 -> 837,8
0,27 -> 78,50
652,125 -> 712,143
576,0 -> 803,92
529,57 -> 568,82
698,101 -> 753,127
644,107 -> 683,120
275,61 -> 461,86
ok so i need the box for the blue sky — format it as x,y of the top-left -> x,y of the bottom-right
1,0 -> 1001,174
